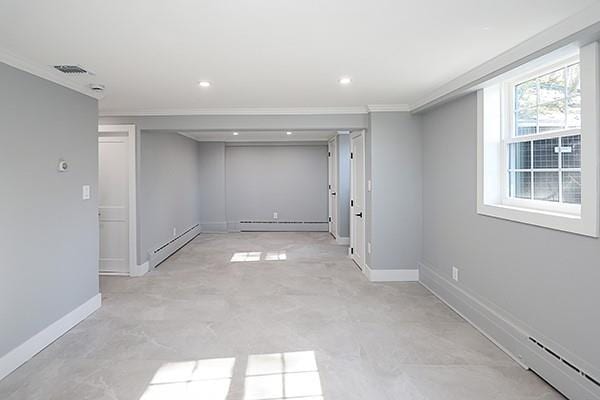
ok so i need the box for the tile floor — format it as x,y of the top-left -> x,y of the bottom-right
0,232 -> 564,399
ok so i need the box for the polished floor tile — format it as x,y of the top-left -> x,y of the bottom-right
0,232 -> 565,400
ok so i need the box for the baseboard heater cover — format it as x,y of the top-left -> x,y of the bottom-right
238,220 -> 328,232
149,224 -> 200,268
528,336 -> 600,389
240,221 -> 328,224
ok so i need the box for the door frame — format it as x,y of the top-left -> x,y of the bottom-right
350,130 -> 366,270
328,136 -> 338,238
98,124 -> 138,276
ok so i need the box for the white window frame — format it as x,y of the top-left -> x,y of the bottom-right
477,42 -> 599,237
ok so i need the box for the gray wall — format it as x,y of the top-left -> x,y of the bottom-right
367,112 -> 423,270
336,135 -> 351,238
198,142 -> 227,232
225,144 -> 328,230
0,63 -> 99,357
421,93 -> 600,391
139,132 -> 202,261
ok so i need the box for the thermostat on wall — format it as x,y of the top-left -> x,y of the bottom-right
57,159 -> 69,172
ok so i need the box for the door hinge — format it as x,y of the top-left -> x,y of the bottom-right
350,247 -> 354,254
351,199 -> 354,207
328,184 -> 331,189
350,152 -> 353,159
328,216 -> 332,222
328,152 -> 331,157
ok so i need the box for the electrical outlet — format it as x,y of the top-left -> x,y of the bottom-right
367,180 -> 372,192
273,212 -> 278,219
367,242 -> 372,254
452,266 -> 459,282
173,227 -> 177,237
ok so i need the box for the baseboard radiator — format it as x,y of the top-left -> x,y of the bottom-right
148,224 -> 200,269
529,336 -> 600,390
238,220 -> 328,232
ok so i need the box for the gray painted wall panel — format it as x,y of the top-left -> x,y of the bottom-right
225,145 -> 328,229
337,135 -> 351,238
421,92 -> 600,383
139,132 -> 201,262
197,142 -> 227,231
0,62 -> 99,357
368,112 -> 423,270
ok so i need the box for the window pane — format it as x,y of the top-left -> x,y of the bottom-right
538,69 -> 565,104
562,171 -> 582,204
515,79 -> 537,109
510,171 -> 531,199
567,95 -> 581,128
533,138 -> 559,168
561,135 -> 581,168
566,64 -> 580,97
509,141 -> 531,169
533,172 -> 559,202
538,100 -> 566,132
515,108 -> 537,136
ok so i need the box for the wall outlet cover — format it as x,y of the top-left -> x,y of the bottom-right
82,185 -> 91,200
273,212 -> 278,219
367,242 -> 372,254
452,266 -> 459,282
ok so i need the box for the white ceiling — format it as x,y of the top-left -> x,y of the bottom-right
179,130 -> 339,142
0,0 -> 597,115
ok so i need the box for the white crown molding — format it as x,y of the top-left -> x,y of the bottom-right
410,2 -> 600,113
0,46 -> 103,100
99,106 -> 369,117
367,104 -> 411,112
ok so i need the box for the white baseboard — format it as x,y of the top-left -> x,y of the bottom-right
336,236 -> 350,245
130,261 -> 149,277
364,264 -> 419,282
98,271 -> 129,277
0,293 -> 101,381
149,224 -> 201,269
419,262 -> 600,400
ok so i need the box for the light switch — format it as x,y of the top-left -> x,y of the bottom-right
82,185 -> 91,200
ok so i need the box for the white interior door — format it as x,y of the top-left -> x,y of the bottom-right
350,131 -> 366,270
328,138 -> 338,237
99,136 -> 130,274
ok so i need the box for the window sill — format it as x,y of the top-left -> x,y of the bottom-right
477,202 -> 598,237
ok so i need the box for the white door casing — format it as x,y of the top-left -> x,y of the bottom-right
350,131 -> 366,270
328,137 -> 338,237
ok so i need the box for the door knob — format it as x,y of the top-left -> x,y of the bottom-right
355,212 -> 363,218
332,192 -> 337,196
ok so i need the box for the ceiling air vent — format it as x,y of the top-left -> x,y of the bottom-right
53,65 -> 88,74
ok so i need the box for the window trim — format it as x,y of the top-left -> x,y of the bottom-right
477,42 -> 599,237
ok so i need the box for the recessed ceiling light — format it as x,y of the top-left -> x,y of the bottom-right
199,81 -> 211,88
286,131 -> 293,135
339,77 -> 352,85
233,132 -> 239,136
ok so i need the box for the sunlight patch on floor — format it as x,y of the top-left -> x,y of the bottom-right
231,251 -> 287,262
140,357 -> 235,400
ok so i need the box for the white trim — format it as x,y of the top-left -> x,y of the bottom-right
0,294 -> 101,382
476,43 -> 599,237
366,104 -> 411,112
98,124 -> 141,276
419,262 -> 600,400
130,261 -> 149,277
411,3 -> 600,113
336,236 -> 350,245
0,46 -> 102,100
98,271 -> 129,277
364,264 -> 419,282
100,106 -> 369,117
